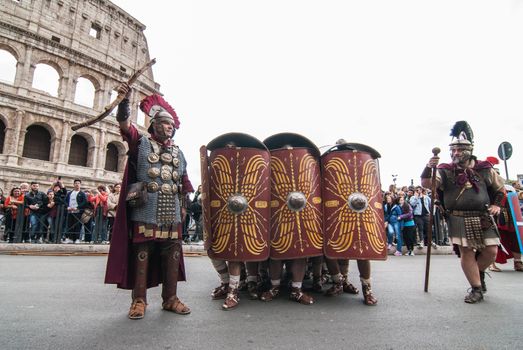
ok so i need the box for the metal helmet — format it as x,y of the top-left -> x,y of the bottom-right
449,120 -> 474,151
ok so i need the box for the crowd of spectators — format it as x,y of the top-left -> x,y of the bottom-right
0,179 -> 204,246
0,178 -> 121,244
384,184 -> 446,256
1,178 -> 521,248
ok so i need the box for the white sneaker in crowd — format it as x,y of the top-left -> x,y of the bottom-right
74,239 -> 81,244
63,238 -> 73,244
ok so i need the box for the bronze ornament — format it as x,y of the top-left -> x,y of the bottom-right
147,153 -> 160,164
147,182 -> 159,193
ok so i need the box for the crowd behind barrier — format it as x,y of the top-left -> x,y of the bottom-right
1,181 -> 521,249
0,180 -> 205,245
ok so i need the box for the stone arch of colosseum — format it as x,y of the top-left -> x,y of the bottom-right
0,0 -> 160,191
20,117 -> 59,161
0,41 -> 22,60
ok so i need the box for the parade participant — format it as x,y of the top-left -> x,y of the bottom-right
490,184 -> 523,272
321,139 -> 387,306
105,83 -> 194,319
200,134 -> 271,310
259,134 -> 323,305
421,121 -> 504,304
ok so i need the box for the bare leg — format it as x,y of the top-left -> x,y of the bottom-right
476,245 -> 498,271
324,258 -> 343,296
340,259 -> 359,294
223,261 -> 242,310
210,258 -> 229,299
459,246 -> 485,303
245,261 -> 260,299
289,258 -> 314,305
459,247 -> 481,288
261,259 -> 282,301
310,256 -> 324,292
325,257 -> 341,275
357,260 -> 377,305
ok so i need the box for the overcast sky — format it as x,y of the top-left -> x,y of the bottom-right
111,0 -> 523,189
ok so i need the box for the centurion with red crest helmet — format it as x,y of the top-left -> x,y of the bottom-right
105,87 -> 194,319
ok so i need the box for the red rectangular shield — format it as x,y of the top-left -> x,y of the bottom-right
321,150 -> 387,260
507,191 -> 523,253
269,148 -> 323,259
203,147 -> 271,261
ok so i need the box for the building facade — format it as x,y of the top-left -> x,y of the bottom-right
0,0 -> 159,192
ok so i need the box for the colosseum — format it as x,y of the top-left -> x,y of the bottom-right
0,0 -> 158,193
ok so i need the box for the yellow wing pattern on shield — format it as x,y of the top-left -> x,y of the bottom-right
210,153 -> 268,257
271,153 -> 322,254
210,155 -> 235,254
240,155 -> 269,256
324,155 -> 385,254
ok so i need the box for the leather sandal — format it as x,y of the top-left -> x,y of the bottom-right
128,298 -> 147,320
514,261 -> 523,272
362,283 -> 378,306
211,283 -> 229,300
342,277 -> 359,294
222,287 -> 239,310
464,287 -> 483,304
488,264 -> 501,272
325,282 -> 343,297
290,287 -> 314,305
162,296 -> 191,315
260,286 -> 280,302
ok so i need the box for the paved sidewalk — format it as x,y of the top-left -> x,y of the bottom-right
0,242 -> 453,255
0,242 -> 207,255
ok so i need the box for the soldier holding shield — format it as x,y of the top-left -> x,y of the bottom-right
259,133 -> 323,305
200,133 -> 271,310
321,139 -> 387,306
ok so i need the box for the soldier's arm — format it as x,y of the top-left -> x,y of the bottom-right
487,168 -> 505,216
116,83 -> 132,133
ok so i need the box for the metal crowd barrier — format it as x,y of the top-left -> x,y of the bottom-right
1,204 -> 111,244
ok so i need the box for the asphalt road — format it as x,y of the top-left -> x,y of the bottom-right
0,254 -> 522,350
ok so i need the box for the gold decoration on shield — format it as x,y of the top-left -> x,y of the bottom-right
270,153 -> 322,254
323,154 -> 385,255
210,153 -> 268,257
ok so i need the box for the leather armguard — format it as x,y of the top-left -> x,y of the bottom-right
116,98 -> 130,122
420,167 -> 432,179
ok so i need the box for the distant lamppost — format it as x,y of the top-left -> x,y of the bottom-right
392,174 -> 398,186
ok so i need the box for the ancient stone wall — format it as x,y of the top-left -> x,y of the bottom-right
0,0 -> 159,193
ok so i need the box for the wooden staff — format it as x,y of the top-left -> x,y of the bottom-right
424,147 -> 440,292
71,58 -> 156,131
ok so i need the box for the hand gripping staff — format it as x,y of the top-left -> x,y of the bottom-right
424,147 -> 440,292
71,58 -> 156,131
